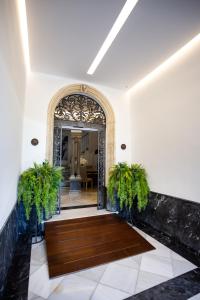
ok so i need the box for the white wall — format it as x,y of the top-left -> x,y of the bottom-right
22,72 -> 131,171
0,1 -> 26,229
130,41 -> 200,203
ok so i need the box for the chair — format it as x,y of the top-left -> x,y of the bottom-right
80,167 -> 93,190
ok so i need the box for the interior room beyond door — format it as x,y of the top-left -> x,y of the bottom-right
60,128 -> 98,209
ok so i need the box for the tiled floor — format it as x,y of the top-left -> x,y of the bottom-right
28,208 -> 197,300
61,188 -> 97,207
47,207 -> 111,223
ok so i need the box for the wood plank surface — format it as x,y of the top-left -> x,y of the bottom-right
45,214 -> 155,278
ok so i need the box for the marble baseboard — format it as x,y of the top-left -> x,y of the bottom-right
0,205 -> 19,298
130,192 -> 200,255
3,234 -> 32,300
124,217 -> 200,300
132,221 -> 200,267
126,268 -> 200,300
0,201 -> 29,298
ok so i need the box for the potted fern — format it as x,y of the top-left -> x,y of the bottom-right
108,162 -> 134,211
107,162 -> 149,213
131,164 -> 149,212
18,161 -> 62,224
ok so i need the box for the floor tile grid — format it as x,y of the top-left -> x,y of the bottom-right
92,283 -> 130,299
49,274 -> 98,300
28,209 -> 112,299
127,226 -> 197,294
131,225 -> 173,276
88,226 -> 144,296
29,236 -> 142,298
59,263 -> 108,299
29,232 -> 195,299
87,264 -> 108,300
123,261 -> 139,296
114,255 -> 142,296
34,237 -> 196,298
46,256 -> 137,299
70,223 -> 149,297
130,228 -> 172,294
28,209 -> 197,300
29,264 -> 63,300
28,250 -> 194,299
94,274 -> 133,298
37,263 -> 130,300
29,241 -> 47,276
100,263 -> 137,294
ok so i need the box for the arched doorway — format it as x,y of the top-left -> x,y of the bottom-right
46,84 -> 115,209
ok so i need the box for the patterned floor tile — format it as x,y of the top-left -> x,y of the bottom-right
28,291 -> 45,300
100,263 -> 138,294
115,256 -> 140,270
172,258 -> 196,277
135,270 -> 169,294
75,264 -> 107,282
140,253 -> 173,278
91,283 -> 130,300
48,274 -> 97,300
29,263 -> 64,299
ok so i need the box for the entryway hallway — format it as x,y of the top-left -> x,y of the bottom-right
1,1 -> 200,299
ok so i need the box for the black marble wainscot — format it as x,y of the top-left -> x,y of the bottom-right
130,192 -> 200,263
0,206 -> 19,298
0,202 -> 30,299
126,268 -> 200,300
123,192 -> 200,300
3,234 -> 32,300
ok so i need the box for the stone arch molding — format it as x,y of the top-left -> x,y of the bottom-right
46,83 -> 115,183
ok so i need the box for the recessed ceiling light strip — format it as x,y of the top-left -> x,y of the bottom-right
16,0 -> 30,73
87,0 -> 138,75
128,33 -> 200,94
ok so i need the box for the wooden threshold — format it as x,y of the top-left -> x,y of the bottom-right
45,214 -> 155,278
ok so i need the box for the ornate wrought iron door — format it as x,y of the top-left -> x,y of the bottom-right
53,125 -> 62,213
97,129 -> 106,209
53,126 -> 62,167
54,94 -> 106,125
53,94 -> 106,209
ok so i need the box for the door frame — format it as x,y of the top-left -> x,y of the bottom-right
46,84 -> 115,185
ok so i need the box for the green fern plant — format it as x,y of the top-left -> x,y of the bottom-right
18,161 -> 62,223
108,162 -> 134,210
131,164 -> 149,212
107,162 -> 149,211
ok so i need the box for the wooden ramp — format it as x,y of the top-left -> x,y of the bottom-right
45,214 -> 155,278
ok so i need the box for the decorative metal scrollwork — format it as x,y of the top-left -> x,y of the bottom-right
54,94 -> 106,126
53,127 -> 62,166
98,130 -> 106,209
53,93 -> 106,209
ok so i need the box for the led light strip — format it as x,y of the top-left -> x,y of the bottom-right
128,33 -> 200,95
87,0 -> 138,75
16,0 -> 30,73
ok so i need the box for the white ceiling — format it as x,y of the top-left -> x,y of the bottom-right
26,0 -> 200,90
